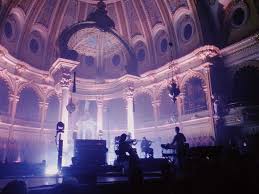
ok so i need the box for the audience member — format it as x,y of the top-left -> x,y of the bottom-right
1,180 -> 27,194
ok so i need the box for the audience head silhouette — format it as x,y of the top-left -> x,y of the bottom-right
175,126 -> 180,133
1,180 -> 27,194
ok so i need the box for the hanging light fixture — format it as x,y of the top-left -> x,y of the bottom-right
66,72 -> 76,114
168,78 -> 180,103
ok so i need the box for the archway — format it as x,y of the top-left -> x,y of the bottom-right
16,87 -> 40,121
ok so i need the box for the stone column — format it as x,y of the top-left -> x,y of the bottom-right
125,89 -> 135,138
8,94 -> 19,121
39,101 -> 48,160
49,58 -> 79,165
96,99 -> 104,139
39,102 -> 48,131
7,95 -> 19,161
60,84 -> 70,148
177,93 -> 184,128
151,99 -> 160,128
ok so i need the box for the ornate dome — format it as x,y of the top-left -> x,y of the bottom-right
0,0 -> 259,79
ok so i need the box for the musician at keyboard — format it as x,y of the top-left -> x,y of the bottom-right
161,126 -> 187,167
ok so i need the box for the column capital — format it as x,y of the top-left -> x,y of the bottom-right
60,76 -> 72,88
96,96 -> 104,106
124,87 -> 134,99
202,62 -> 213,73
8,94 -> 19,103
151,100 -> 161,107
39,102 -> 49,109
202,86 -> 208,93
50,58 -> 79,87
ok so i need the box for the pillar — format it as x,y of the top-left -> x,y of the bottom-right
8,94 -> 19,121
49,58 -> 79,166
39,102 -> 48,131
60,85 -> 70,148
96,99 -> 104,139
125,90 -> 135,138
39,102 -> 48,160
177,93 -> 184,128
151,99 -> 160,128
7,94 -> 19,161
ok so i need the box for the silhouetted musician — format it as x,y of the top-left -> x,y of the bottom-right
116,133 -> 139,162
161,127 -> 187,167
141,137 -> 153,158
126,133 -> 138,146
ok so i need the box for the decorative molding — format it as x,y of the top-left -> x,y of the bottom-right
195,45 -> 221,61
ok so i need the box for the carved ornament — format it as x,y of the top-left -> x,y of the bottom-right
195,46 -> 220,61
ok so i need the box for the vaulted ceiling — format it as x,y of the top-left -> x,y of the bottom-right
0,0 -> 258,79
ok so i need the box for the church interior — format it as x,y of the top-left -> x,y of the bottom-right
0,0 -> 259,194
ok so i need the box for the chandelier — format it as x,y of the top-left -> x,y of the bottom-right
168,78 -> 180,103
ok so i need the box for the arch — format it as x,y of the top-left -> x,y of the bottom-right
172,7 -> 192,27
17,82 -> 44,102
133,40 -> 149,73
3,7 -> 25,54
16,87 -> 40,121
9,7 -> 26,27
157,80 -> 170,96
30,23 -> 48,41
46,89 -> 60,100
159,87 -> 178,122
0,78 -> 10,114
132,35 -> 147,46
134,92 -> 154,128
182,77 -> 207,114
231,65 -> 259,105
151,23 -> 168,37
134,41 -> 148,61
0,72 -> 14,94
180,71 -> 206,91
154,29 -> 169,51
134,87 -> 153,99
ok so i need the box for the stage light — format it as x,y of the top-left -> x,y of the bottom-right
45,166 -> 58,176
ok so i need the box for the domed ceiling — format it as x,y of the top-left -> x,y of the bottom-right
0,0 -> 258,79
